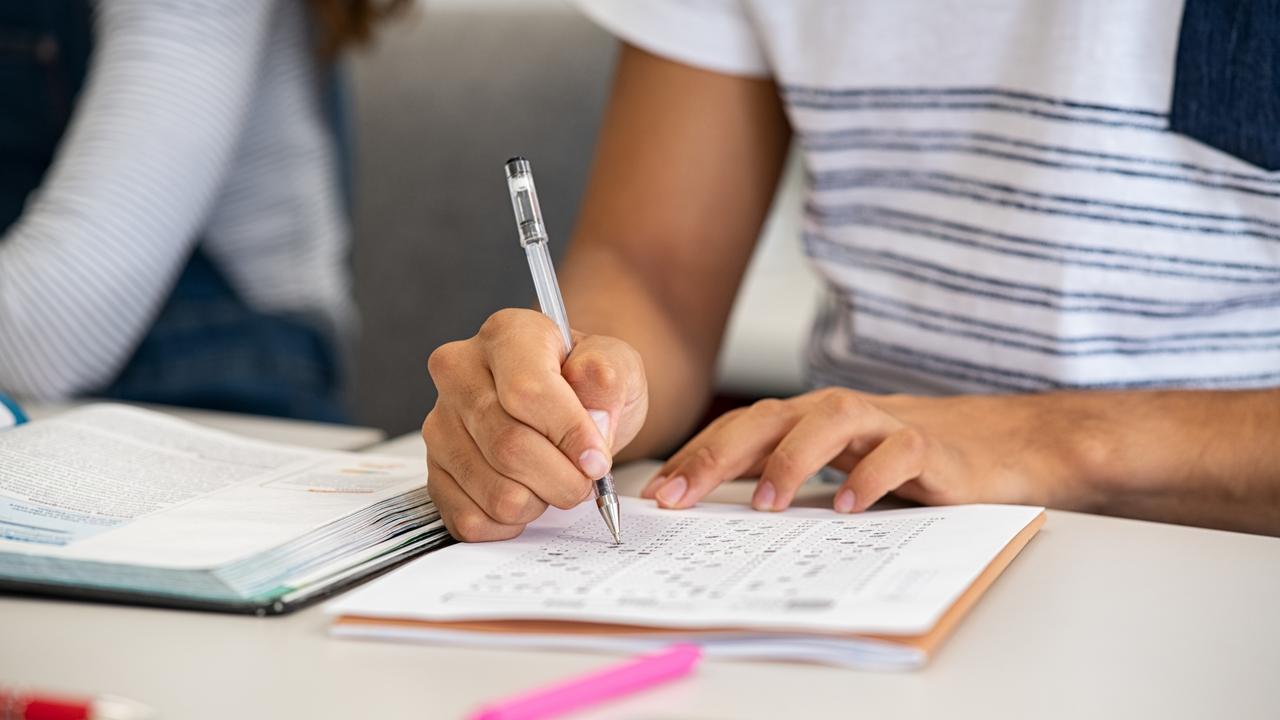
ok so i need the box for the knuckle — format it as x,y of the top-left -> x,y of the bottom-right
689,444 -> 724,475
490,485 -> 536,525
488,424 -> 528,475
478,309 -> 519,338
501,376 -> 550,413
450,511 -> 492,542
852,467 -> 883,493
715,407 -> 746,426
897,426 -> 927,456
584,357 -> 621,392
750,398 -> 789,419
420,411 -> 436,440
823,390 -> 866,420
548,475 -> 591,510
427,341 -> 464,379
563,353 -> 624,397
767,445 -> 802,480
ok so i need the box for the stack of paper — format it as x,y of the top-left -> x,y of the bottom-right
330,498 -> 1044,670
0,405 -> 449,613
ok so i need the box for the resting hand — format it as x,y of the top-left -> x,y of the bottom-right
424,309 -> 647,541
641,388 -> 1086,513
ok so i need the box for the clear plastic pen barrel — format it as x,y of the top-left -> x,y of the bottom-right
504,157 -> 621,544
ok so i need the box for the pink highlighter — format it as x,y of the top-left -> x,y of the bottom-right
467,644 -> 703,720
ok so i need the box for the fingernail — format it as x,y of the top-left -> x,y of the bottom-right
752,481 -> 777,511
642,474 -> 666,497
578,449 -> 610,479
656,476 -> 688,507
588,409 -> 610,443
834,488 -> 856,513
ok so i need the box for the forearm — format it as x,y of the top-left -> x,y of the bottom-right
559,241 -> 716,460
553,44 -> 790,459
1058,388 -> 1280,533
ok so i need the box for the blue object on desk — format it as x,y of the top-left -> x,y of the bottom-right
0,393 -> 27,428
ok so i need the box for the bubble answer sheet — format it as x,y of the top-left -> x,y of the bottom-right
330,498 -> 1044,668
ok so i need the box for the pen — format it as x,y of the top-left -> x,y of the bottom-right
504,156 -> 622,545
467,644 -> 702,720
0,688 -> 154,720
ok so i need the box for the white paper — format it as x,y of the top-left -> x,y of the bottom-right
332,498 -> 1042,636
0,405 -> 428,569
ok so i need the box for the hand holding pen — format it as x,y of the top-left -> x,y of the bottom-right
422,159 -> 648,543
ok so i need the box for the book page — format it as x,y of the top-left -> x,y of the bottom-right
0,405 -> 427,568
332,498 -> 1042,636
0,406 -> 312,546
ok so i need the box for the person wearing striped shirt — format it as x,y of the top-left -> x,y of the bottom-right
422,0 -> 1280,539
0,0 -> 400,421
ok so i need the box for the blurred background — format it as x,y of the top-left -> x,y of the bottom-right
348,0 -> 820,435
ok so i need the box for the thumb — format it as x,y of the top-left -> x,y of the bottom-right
562,334 -> 647,453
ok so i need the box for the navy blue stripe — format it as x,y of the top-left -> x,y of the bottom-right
851,288 -> 1280,346
786,99 -> 1166,132
811,168 -> 1280,247
805,234 -> 1280,318
780,85 -> 1167,118
812,334 -> 1032,393
804,302 -> 1008,393
803,138 -> 1280,199
802,128 -> 1280,187
849,297 -> 1280,357
849,336 -> 1280,391
813,202 -> 1279,275
807,204 -> 1280,285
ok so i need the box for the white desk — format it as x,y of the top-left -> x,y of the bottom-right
22,401 -> 386,452
2,431 -> 1279,719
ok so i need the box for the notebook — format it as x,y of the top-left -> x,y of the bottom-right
329,496 -> 1045,670
0,404 -> 449,614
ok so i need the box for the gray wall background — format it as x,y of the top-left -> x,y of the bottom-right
347,6 -> 618,434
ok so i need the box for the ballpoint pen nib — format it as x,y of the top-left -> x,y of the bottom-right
598,494 -> 622,545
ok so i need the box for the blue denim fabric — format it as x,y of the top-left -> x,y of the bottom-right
0,1 -> 91,231
0,1 -> 349,422
1170,0 -> 1280,171
98,249 -> 346,423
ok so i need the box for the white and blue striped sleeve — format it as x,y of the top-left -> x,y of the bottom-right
573,0 -> 771,79
0,0 -> 278,400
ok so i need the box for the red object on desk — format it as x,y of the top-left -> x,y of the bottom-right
0,689 -> 152,720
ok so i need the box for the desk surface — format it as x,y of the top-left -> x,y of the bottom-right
2,432 -> 1278,719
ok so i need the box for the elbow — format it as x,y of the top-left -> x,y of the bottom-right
0,363 -> 101,404
0,331 -> 122,403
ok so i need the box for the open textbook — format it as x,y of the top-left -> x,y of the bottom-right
0,404 -> 448,614
331,497 -> 1044,670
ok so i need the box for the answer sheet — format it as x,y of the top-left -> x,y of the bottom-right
332,498 -> 1043,635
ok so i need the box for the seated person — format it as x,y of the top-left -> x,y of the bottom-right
423,1 -> 1280,537
0,0 -> 400,421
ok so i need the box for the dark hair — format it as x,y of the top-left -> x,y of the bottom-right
306,0 -> 409,57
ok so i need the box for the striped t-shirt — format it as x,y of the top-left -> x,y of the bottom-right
577,1 -> 1280,395
0,0 -> 350,400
